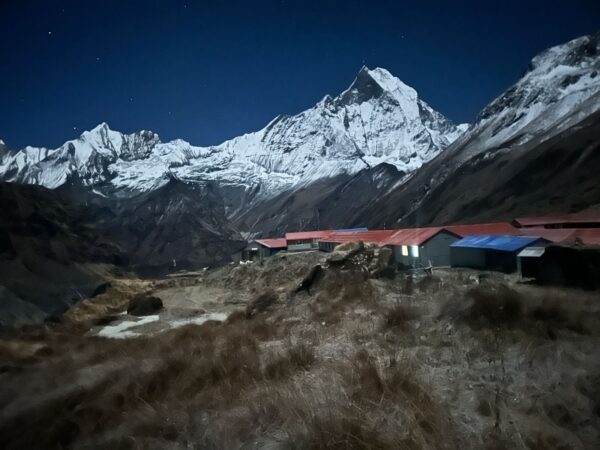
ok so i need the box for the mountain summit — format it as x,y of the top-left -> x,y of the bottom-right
0,67 -> 466,207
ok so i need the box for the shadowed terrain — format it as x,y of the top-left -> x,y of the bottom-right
1,248 -> 599,449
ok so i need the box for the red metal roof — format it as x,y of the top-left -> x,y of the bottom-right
446,222 -> 518,237
572,229 -> 600,247
319,230 -> 396,245
513,211 -> 600,227
515,228 -> 577,243
255,238 -> 287,249
285,230 -> 333,241
381,227 -> 456,246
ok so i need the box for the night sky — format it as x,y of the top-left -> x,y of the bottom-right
1,0 -> 598,149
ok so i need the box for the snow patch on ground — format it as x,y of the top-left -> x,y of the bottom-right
170,312 -> 228,328
97,315 -> 160,339
96,312 -> 229,339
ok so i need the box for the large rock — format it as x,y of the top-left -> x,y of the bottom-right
127,295 -> 163,316
367,247 -> 391,271
326,241 -> 364,266
293,265 -> 324,295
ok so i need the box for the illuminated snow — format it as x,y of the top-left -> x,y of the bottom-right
0,67 -> 466,202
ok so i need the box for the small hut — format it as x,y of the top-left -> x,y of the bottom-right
450,235 -> 548,273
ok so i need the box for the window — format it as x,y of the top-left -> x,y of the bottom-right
411,245 -> 419,257
401,245 -> 408,256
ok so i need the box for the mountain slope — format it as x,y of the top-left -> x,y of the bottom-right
86,179 -> 246,274
360,108 -> 600,228
241,32 -> 600,233
0,182 -> 123,324
233,164 -> 406,236
368,32 -> 600,227
0,67 -> 465,209
0,177 -> 246,328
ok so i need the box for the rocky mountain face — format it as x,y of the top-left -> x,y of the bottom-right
0,178 -> 246,328
234,164 -> 407,235
360,32 -> 600,228
241,32 -> 600,233
0,182 -> 123,327
0,67 -> 466,211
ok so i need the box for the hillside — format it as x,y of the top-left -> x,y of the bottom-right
0,182 -> 122,327
1,247 -> 598,448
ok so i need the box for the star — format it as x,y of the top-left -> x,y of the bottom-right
73,126 -> 78,131
96,57 -> 101,61
48,31 -> 52,36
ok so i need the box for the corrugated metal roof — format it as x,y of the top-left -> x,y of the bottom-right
255,238 -> 287,249
513,211 -> 600,227
515,228 -> 576,243
446,222 -> 518,237
285,230 -> 332,240
382,227 -> 456,246
450,235 -> 544,252
573,229 -> 600,246
511,228 -> 600,246
320,230 -> 396,245
517,246 -> 546,258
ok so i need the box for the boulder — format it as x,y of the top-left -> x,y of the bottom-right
368,247 -> 394,277
326,252 -> 350,265
326,241 -> 364,265
335,241 -> 364,253
293,264 -> 324,295
127,295 -> 163,316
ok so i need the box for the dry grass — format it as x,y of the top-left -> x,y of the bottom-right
460,283 -> 598,336
1,259 -> 600,449
384,302 -> 421,328
0,318 -> 455,449
467,285 -> 523,326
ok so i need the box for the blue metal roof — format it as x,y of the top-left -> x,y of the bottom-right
334,227 -> 368,233
450,235 -> 542,252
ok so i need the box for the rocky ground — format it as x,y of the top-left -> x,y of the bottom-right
0,245 -> 599,449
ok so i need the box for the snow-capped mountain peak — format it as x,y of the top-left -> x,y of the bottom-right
0,66 -> 466,206
337,66 -> 418,108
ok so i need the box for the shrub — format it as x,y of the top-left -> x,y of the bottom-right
263,343 -> 315,380
384,303 -> 420,328
467,285 -> 522,326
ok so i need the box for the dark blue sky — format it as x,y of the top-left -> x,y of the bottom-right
1,0 -> 598,149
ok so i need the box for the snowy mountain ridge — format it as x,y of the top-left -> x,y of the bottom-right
445,32 -> 600,167
0,67 -> 466,203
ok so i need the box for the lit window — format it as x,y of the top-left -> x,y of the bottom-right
411,245 -> 419,257
401,245 -> 408,256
